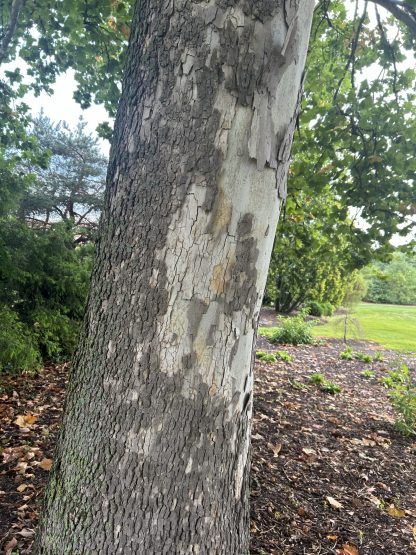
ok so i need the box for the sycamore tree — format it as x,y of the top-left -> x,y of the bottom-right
1,0 -> 416,553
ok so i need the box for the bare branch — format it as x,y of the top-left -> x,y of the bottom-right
368,0 -> 416,39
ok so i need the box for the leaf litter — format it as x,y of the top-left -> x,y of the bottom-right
251,314 -> 416,554
0,328 -> 415,554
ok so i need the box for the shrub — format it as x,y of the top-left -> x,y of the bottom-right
306,301 -> 335,317
270,311 -> 315,345
382,365 -> 416,436
0,307 -> 41,373
0,220 -> 93,372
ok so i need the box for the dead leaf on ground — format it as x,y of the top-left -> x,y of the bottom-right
17,483 -> 30,492
15,413 -> 38,427
336,544 -> 359,555
4,537 -> 18,555
326,496 -> 343,509
38,458 -> 53,471
302,447 -> 317,456
387,504 -> 405,518
405,508 -> 416,517
267,443 -> 282,457
18,528 -> 35,538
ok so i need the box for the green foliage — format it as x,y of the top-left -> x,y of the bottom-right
266,189 -> 357,313
1,0 -> 131,120
373,352 -> 385,363
340,346 -> 354,360
256,351 -> 277,363
361,369 -> 375,379
340,346 -> 373,363
0,219 -> 93,371
320,381 -> 342,395
0,307 -> 41,373
382,365 -> 416,436
309,373 -> 342,394
275,351 -> 294,363
255,350 -> 294,363
380,366 -> 409,388
268,312 -> 316,346
306,301 -> 335,317
0,116 -> 104,373
309,373 -> 326,385
266,2 -> 416,313
354,352 -> 373,364
363,253 -> 416,306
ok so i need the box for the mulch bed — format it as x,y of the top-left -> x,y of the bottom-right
1,338 -> 415,554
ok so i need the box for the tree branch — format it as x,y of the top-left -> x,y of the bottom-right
0,0 -> 25,64
368,0 -> 416,39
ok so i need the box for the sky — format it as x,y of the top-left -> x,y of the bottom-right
23,69 -> 111,155
9,2 -> 415,246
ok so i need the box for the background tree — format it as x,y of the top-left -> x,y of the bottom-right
363,251 -> 416,304
267,0 -> 416,312
19,114 -> 107,242
0,116 -> 102,372
266,187 -> 362,313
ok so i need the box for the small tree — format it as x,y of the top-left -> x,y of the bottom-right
339,272 -> 368,342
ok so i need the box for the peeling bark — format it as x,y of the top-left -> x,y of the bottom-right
34,0 -> 314,553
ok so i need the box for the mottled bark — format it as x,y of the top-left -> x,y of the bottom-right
34,0 -> 313,553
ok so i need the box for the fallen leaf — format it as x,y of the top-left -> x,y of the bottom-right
14,461 -> 28,474
15,413 -> 38,427
4,537 -> 17,555
336,544 -> 359,555
39,458 -> 53,471
302,447 -> 317,456
17,483 -> 29,492
18,528 -> 35,538
387,504 -> 405,518
267,443 -> 282,457
326,496 -> 343,509
327,534 -> 338,540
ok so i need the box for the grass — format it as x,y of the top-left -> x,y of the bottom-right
312,303 -> 416,352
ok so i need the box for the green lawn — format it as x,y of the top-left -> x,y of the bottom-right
312,303 -> 416,352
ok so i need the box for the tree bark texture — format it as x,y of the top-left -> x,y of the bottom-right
34,0 -> 313,553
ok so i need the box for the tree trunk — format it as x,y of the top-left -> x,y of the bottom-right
34,0 -> 313,553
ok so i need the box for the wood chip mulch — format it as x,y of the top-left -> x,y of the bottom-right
251,338 -> 416,555
0,341 -> 415,554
